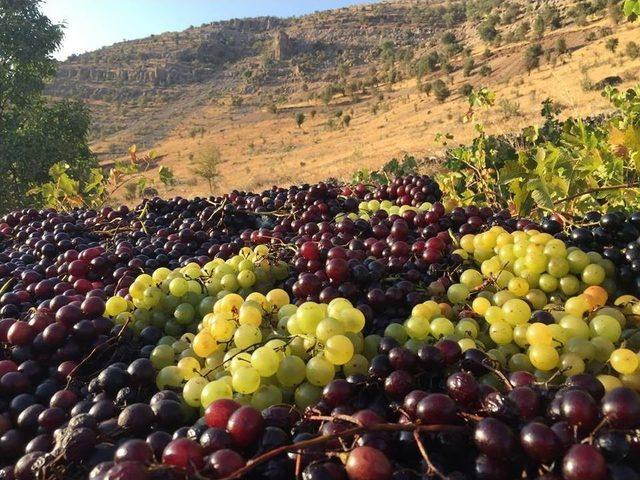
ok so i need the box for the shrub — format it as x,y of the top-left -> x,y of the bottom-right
463,58 -> 475,76
626,41 -> 640,59
191,147 -> 221,193
459,83 -> 474,96
605,38 -> 619,53
432,79 -> 451,102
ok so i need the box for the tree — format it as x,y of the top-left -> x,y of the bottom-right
459,83 -> 474,96
342,114 -> 351,127
478,16 -> 499,42
0,0 -> 95,213
432,79 -> 451,102
534,15 -> 546,39
191,147 -> 221,193
605,37 -> 619,52
295,112 -> 305,128
556,37 -> 568,55
463,58 -> 475,76
524,44 -> 543,74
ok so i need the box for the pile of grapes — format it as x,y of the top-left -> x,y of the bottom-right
1,174 -> 640,480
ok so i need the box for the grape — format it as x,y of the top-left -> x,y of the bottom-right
306,355 -> 335,386
345,446 -> 392,480
324,335 -> 354,365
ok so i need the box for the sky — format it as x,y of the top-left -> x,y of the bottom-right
42,0 -> 372,60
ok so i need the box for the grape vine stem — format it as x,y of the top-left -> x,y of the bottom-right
553,182 -> 640,205
217,423 -> 468,480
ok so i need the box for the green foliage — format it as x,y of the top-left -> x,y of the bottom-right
478,15 -> 500,42
524,44 -> 543,73
295,112 -> 305,128
191,146 -> 221,194
436,85 -> 640,219
623,0 -> 640,20
29,146 -> 175,210
0,1 -> 97,213
351,155 -> 421,185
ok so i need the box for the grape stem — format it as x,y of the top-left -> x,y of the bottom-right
413,430 -> 446,479
553,182 -> 640,205
64,317 -> 132,389
216,423 -> 468,480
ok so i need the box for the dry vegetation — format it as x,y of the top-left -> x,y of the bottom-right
49,0 -> 640,199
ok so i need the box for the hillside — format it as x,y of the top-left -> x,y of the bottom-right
46,0 -> 640,199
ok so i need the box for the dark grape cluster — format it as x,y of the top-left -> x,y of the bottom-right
1,174 -> 639,480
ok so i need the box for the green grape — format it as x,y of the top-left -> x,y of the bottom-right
489,321 -> 513,345
183,376 -> 208,407
335,308 -> 366,333
296,302 -> 324,334
589,315 -> 621,342
294,382 -> 322,410
543,240 -> 567,258
502,299 -> 531,326
525,289 -> 547,310
192,330 -> 216,356
447,283 -> 470,304
210,315 -> 235,342
306,355 -> 335,386
610,348 -> 639,374
508,353 -> 533,372
581,264 -> 605,286
276,356 -> 307,387
547,257 -> 570,278
456,319 -> 478,338
526,323 -> 553,346
508,277 -> 529,297
234,325 -> 262,349
198,296 -> 216,317
559,315 -> 590,340
364,334 -> 382,360
559,275 -> 580,296
404,316 -> 430,340
238,303 -> 262,327
251,346 -> 280,377
316,317 -> 345,342
156,366 -> 183,390
232,366 -> 261,394
524,252 -> 548,274
493,290 -> 516,307
174,303 -> 195,325
384,323 -> 408,343
251,385 -> 283,410
177,357 -> 201,380
564,337 -> 596,361
484,306 -> 504,325
567,250 -> 590,274
538,274 -> 559,293
221,273 -> 239,292
528,345 -> 559,371
201,380 -> 233,407
324,335 -> 354,365
590,336 -> 615,362
150,345 -> 175,369
513,324 -> 529,348
105,296 -> 128,316
343,354 -> 369,376
460,269 -> 483,289
430,317 -> 455,339
169,278 -> 189,297
559,353 -> 585,376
